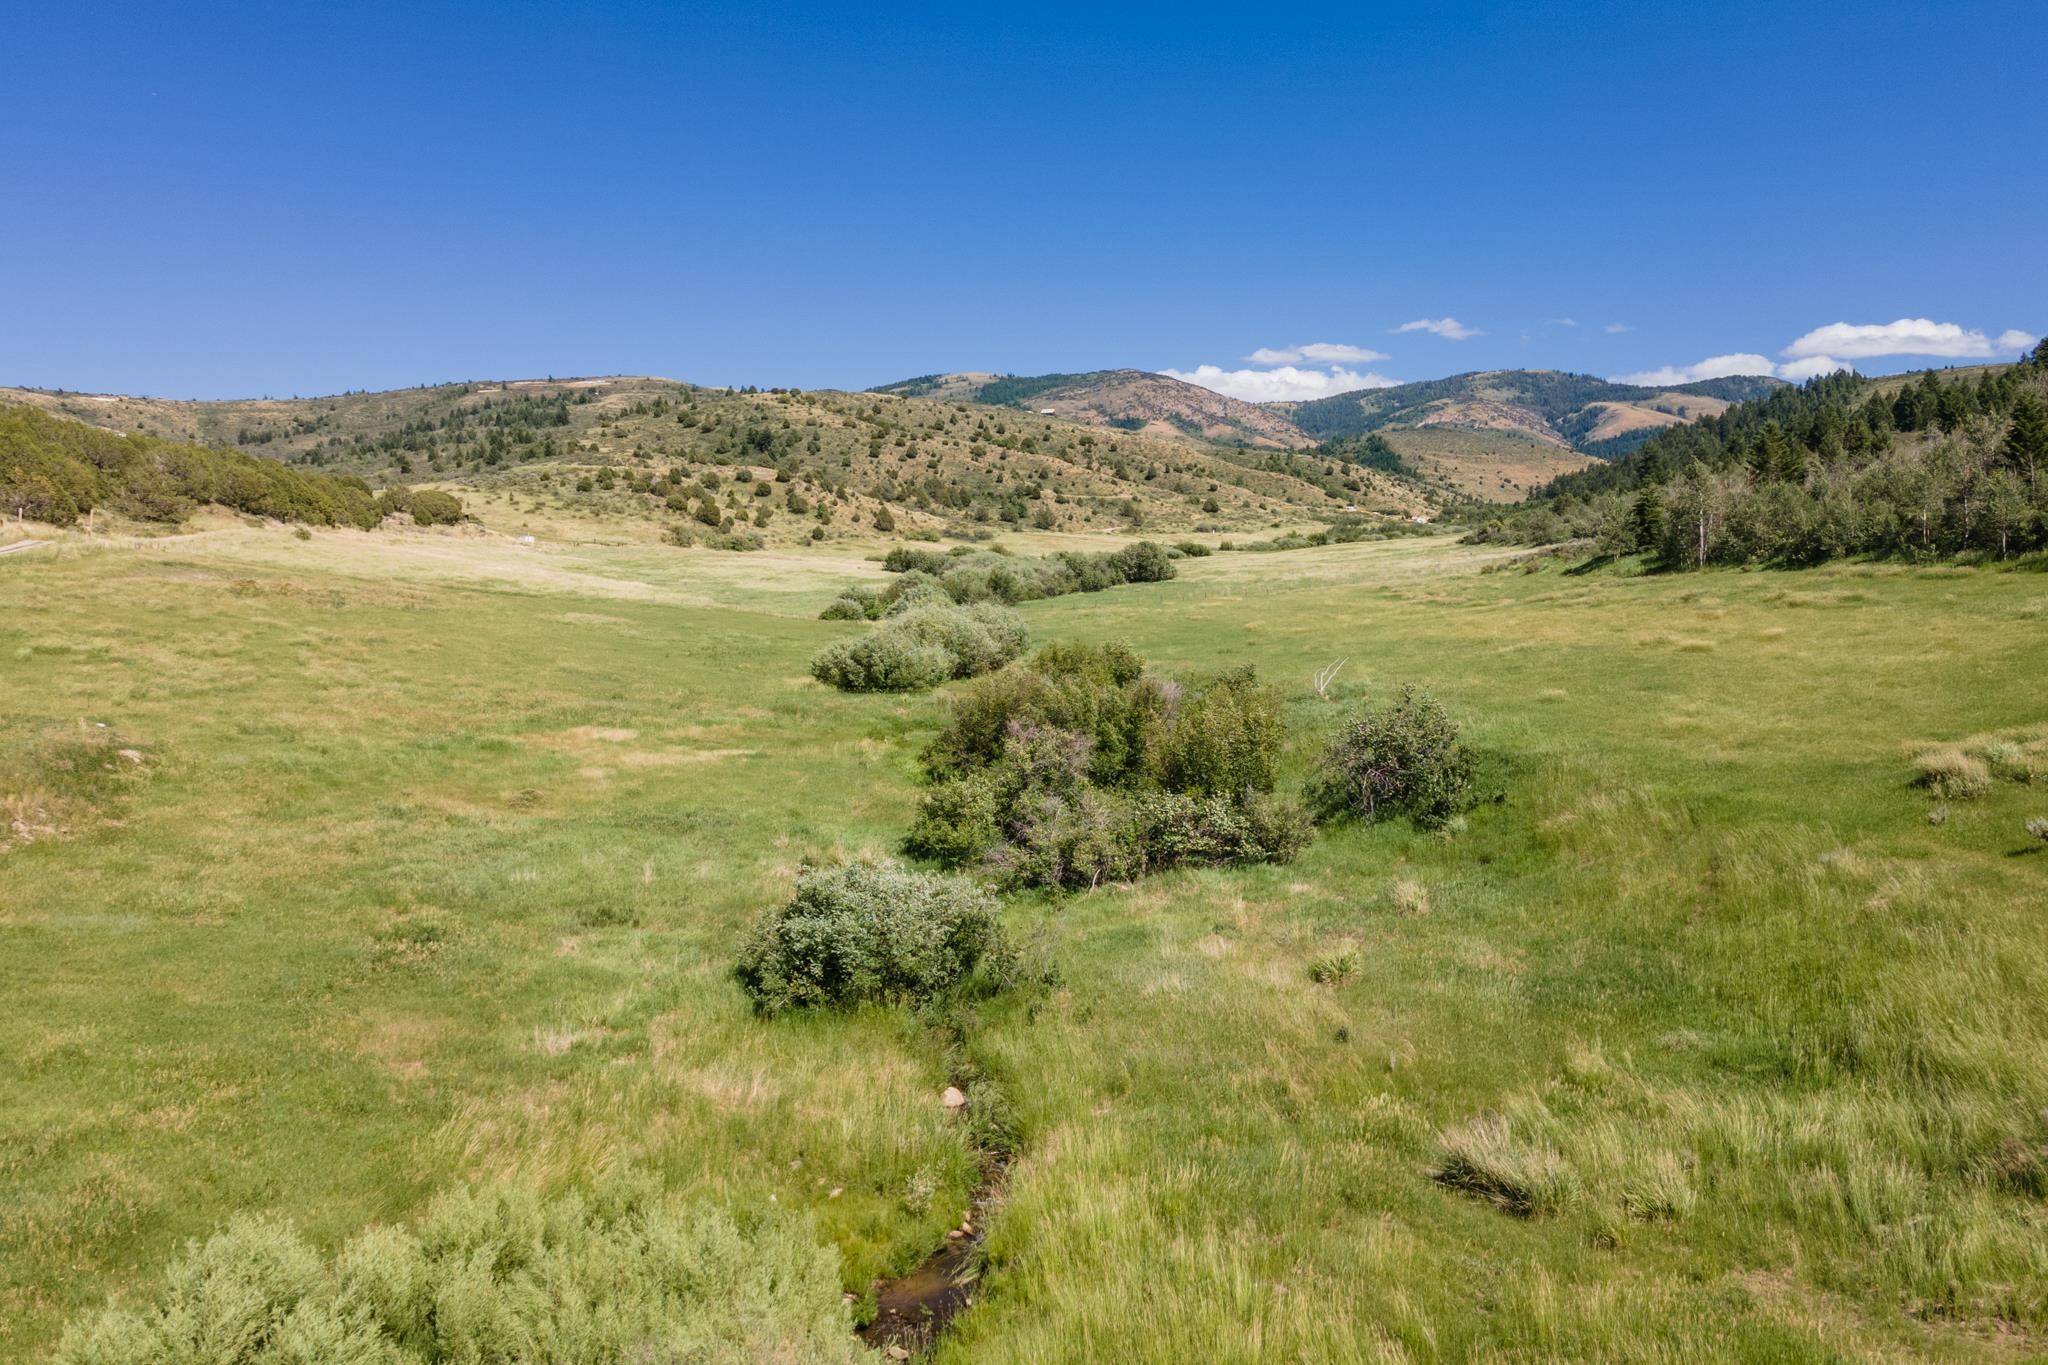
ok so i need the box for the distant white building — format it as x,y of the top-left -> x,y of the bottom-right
1038,409 -> 1056,415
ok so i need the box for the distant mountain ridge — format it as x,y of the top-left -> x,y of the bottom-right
1274,370 -> 1786,451
873,366 -> 1785,502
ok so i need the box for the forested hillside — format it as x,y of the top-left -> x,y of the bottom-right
1471,342 -> 2048,567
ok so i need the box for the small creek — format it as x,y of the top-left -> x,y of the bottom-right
856,1158 -> 1006,1355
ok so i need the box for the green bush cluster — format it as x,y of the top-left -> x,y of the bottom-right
52,1177 -> 861,1365
374,485 -> 466,526
809,603 -> 1027,692
1229,518 -> 1439,553
1,404 -> 385,529
905,644 -> 1312,889
1310,685 -> 1473,829
408,490 -> 464,525
819,541 -> 1176,621
732,862 -> 1012,1015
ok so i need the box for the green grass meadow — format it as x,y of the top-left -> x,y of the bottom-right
4,531 -> 2045,1361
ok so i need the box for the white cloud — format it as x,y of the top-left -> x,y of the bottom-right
1246,342 -> 1390,365
1782,318 -> 2033,361
1549,318 -> 1578,328
1776,355 -> 1853,382
1160,364 -> 1402,404
1612,353 -> 1778,386
1605,322 -> 1631,334
1617,317 -> 2039,390
1393,317 -> 1483,341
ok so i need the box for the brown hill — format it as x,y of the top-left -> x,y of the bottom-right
1,377 -> 1429,544
871,370 -> 1309,448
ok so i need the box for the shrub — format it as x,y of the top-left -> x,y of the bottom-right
1979,741 -> 2037,784
895,603 -> 1028,678
1311,686 -> 1473,829
883,546 -> 953,574
904,769 -> 1006,865
922,642 -> 1163,786
818,586 -> 881,621
1911,746 -> 1993,801
880,576 -> 952,618
707,531 -> 764,552
809,603 -> 1027,692
809,631 -> 954,692
909,648 -> 1310,888
52,1177 -> 862,1365
1155,666 -> 1287,797
1109,539 -> 1175,583
840,542 -> 1175,616
408,489 -> 464,526
818,595 -> 868,621
732,863 -> 1010,1014
1124,790 -> 1314,874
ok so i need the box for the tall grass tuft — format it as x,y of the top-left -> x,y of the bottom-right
1431,1114 -> 1578,1217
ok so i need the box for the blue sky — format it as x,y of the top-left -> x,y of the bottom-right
3,1 -> 2042,400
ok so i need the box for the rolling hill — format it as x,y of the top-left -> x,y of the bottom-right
871,369 -> 1309,449
1,377 -> 1430,543
872,367 -> 1783,503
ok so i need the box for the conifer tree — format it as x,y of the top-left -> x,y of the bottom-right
2002,390 -> 2047,487
1630,487 -> 1667,551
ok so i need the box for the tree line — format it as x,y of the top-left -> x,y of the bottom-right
1470,341 -> 2048,568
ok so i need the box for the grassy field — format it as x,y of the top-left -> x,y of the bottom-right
4,524 -> 2046,1361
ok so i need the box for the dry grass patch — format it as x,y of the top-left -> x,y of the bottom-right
1432,1113 -> 1577,1217
1909,726 -> 2048,799
1659,634 -> 1718,652
1390,878 -> 1432,916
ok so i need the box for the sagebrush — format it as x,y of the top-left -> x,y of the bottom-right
906,645 -> 1312,888
732,862 -> 1012,1014
52,1177 -> 861,1365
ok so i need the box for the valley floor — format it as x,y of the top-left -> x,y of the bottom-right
3,523 -> 2045,1360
